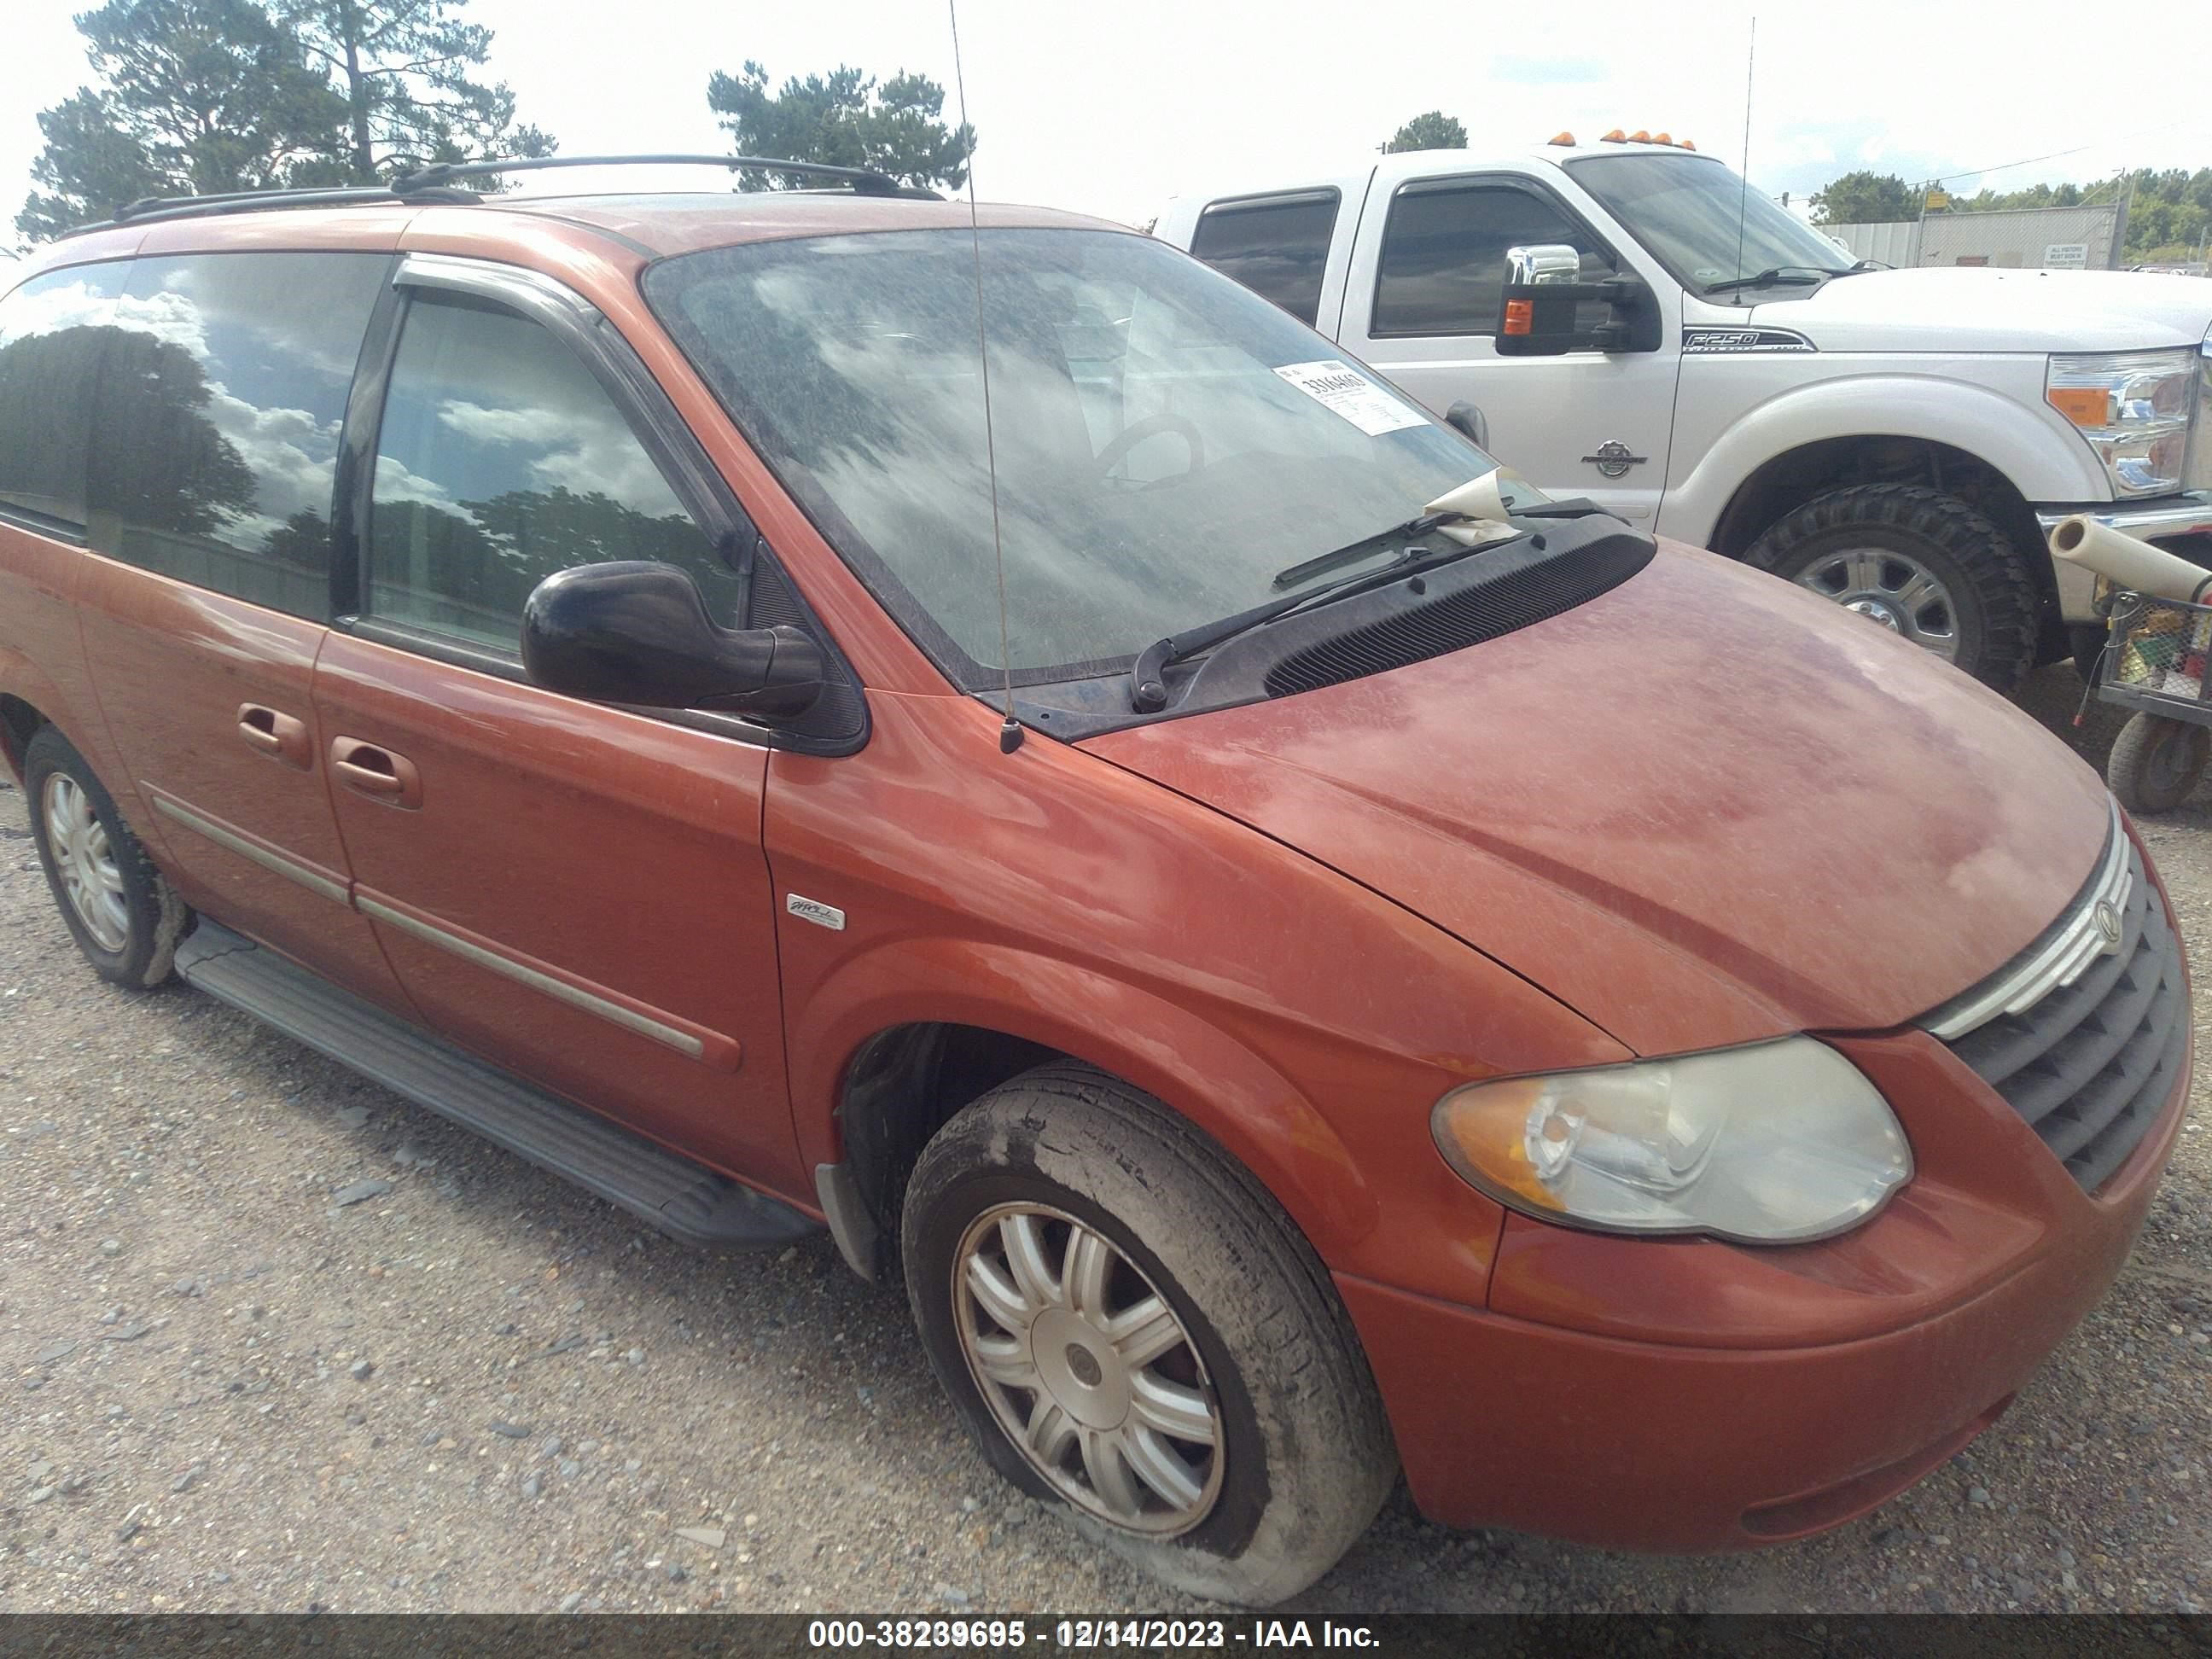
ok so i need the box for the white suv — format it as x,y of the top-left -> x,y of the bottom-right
1155,137 -> 2212,688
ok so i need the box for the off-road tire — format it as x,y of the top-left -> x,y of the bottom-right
2107,711 -> 2209,815
22,725 -> 188,988
1745,483 -> 2040,692
901,1062 -> 1396,1605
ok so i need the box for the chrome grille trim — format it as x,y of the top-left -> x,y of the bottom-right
1923,800 -> 2130,1040
1930,823 -> 2187,1193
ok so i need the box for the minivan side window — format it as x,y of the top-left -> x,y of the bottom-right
1372,180 -> 1616,337
1188,191 -> 1341,327
0,262 -> 131,535
84,253 -> 389,619
364,291 -> 730,650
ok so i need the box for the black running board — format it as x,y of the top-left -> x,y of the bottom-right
175,922 -> 818,1249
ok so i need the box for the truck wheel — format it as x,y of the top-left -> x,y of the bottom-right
2107,712 -> 2209,815
22,725 -> 189,988
1744,483 -> 2039,691
901,1062 -> 1395,1605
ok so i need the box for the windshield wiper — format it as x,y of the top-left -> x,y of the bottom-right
1702,265 -> 1848,295
1269,512 -> 1451,591
1127,531 -> 1503,713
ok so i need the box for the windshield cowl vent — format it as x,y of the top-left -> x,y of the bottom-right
1261,533 -> 1653,699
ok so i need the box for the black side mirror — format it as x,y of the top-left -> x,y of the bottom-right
1495,242 -> 1656,356
521,561 -> 826,719
1444,400 -> 1489,450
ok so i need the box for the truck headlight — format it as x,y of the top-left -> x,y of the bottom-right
1430,1038 -> 1911,1244
2047,347 -> 2198,497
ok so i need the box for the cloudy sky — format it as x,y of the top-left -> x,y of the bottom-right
3,0 -> 2208,246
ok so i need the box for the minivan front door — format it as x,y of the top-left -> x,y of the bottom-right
311,258 -> 800,1186
74,249 -> 415,1013
1338,172 -> 1681,525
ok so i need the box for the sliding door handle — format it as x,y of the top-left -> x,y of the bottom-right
330,736 -> 423,810
236,704 -> 311,769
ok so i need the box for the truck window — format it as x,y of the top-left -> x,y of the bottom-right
0,262 -> 131,535
1188,190 -> 1341,327
1373,180 -> 1615,337
85,252 -> 391,620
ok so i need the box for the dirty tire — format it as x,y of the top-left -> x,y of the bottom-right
901,1062 -> 1396,1605
1745,483 -> 2040,692
22,725 -> 189,988
2107,712 -> 2210,815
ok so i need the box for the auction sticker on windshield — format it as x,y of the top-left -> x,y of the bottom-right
1273,360 -> 1427,436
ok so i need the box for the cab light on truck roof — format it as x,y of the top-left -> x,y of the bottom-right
1593,128 -> 1693,148
1549,131 -> 1576,146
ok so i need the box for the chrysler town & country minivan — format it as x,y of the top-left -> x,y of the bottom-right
0,160 -> 2189,1604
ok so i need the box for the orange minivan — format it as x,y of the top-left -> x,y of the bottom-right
0,157 -> 2189,1604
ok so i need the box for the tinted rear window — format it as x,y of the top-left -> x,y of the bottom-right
0,262 -> 130,533
1188,191 -> 1340,326
86,251 -> 389,619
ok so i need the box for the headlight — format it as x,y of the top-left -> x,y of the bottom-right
1429,1038 -> 1911,1244
2047,347 -> 2198,497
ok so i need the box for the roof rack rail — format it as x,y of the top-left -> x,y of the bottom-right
61,152 -> 936,240
391,153 -> 928,200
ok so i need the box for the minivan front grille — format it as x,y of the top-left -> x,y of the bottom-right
1260,533 -> 1652,700
1927,817 -> 2186,1192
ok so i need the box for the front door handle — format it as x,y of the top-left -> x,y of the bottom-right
330,736 -> 423,810
237,703 -> 311,770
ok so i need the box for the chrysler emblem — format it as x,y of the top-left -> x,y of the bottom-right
2093,899 -> 2122,951
1581,439 -> 1648,480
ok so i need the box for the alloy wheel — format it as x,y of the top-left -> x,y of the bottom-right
42,774 -> 131,953
952,1202 -> 1225,1535
1795,547 -> 1960,661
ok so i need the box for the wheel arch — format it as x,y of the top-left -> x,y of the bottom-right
0,690 -> 45,785
798,950 -> 1384,1284
1700,434 -> 2064,660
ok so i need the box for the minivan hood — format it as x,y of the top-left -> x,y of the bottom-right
1081,544 -> 2110,1056
1737,267 -> 2212,353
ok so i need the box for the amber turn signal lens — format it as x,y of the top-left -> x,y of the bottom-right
1504,299 -> 1534,335
2047,385 -> 2111,428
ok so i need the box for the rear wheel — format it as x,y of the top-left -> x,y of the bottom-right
23,725 -> 188,988
2107,712 -> 2210,815
901,1062 -> 1394,1604
1745,483 -> 2040,692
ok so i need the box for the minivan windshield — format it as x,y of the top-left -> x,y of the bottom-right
1566,152 -> 1855,300
645,228 -> 1536,684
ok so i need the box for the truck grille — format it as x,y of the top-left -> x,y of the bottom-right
1925,818 -> 2186,1192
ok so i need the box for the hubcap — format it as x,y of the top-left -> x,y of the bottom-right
42,775 -> 130,953
1796,548 -> 1959,661
952,1203 -> 1225,1535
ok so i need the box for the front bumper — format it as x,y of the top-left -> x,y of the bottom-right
2040,491 -> 2212,620
1339,1021 -> 2189,1551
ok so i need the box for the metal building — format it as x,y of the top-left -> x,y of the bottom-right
1825,202 -> 2124,271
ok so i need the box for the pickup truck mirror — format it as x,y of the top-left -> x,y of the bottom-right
1445,400 -> 1490,449
521,561 -> 826,719
1496,243 -> 1656,357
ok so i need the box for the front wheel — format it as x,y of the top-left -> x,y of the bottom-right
901,1063 -> 1394,1605
2108,712 -> 2210,814
1744,483 -> 2040,692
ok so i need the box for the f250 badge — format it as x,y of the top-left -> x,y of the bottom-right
1581,440 -> 1647,479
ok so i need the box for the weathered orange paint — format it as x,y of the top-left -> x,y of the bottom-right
0,195 -> 2188,1560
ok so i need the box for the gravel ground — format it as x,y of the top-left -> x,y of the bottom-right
1,661 -> 2209,1616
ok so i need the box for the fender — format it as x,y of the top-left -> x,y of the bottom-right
785,934 -> 1526,1310
1660,370 -> 2110,548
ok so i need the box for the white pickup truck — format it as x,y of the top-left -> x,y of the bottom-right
1154,137 -> 2212,688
